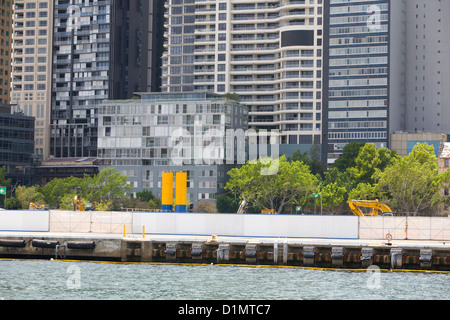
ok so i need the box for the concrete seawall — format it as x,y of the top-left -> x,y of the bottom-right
1,211 -> 450,271
0,232 -> 449,271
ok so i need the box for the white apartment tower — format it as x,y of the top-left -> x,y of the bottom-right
162,0 -> 324,152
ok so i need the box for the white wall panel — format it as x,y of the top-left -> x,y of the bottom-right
133,213 -> 359,239
0,211 -> 49,232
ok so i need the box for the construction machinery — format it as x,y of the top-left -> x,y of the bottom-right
261,209 -> 277,214
29,202 -> 47,210
73,195 -> 85,211
348,199 -> 394,217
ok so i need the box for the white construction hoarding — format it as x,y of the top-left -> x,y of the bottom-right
133,213 -> 360,239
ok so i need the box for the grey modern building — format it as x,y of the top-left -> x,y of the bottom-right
324,0 -> 390,163
401,0 -> 450,134
97,92 -> 248,205
324,0 -> 450,163
50,0 -> 165,158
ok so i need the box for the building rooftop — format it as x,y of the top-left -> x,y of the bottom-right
41,157 -> 100,167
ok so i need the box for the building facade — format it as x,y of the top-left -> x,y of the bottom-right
49,0 -> 163,159
97,92 -> 248,205
0,104 -> 34,186
324,0 -> 450,163
11,0 -> 53,159
390,132 -> 447,158
162,0 -> 324,157
0,0 -> 13,105
324,0 -> 390,163
402,0 -> 450,134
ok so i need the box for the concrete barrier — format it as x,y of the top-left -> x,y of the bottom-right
0,210 -> 49,232
132,212 -> 360,239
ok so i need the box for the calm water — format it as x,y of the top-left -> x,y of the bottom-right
0,260 -> 449,300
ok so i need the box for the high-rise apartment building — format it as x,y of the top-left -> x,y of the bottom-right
162,0 -> 324,155
11,0 -> 53,159
0,0 -> 13,105
50,0 -> 164,158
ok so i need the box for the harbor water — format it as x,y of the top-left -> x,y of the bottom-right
0,259 -> 449,300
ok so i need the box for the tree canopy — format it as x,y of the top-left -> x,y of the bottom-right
225,155 -> 319,214
222,142 -> 449,216
374,143 -> 450,215
15,167 -> 132,210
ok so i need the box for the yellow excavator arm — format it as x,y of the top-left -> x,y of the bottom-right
29,202 -> 38,210
348,200 -> 394,217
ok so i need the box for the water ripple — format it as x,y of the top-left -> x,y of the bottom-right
0,260 -> 448,300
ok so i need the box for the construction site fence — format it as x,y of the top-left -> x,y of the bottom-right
0,211 -> 449,241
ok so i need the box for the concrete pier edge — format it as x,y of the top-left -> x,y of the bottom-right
1,231 -> 450,272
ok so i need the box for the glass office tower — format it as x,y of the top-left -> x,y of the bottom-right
324,0 -> 390,163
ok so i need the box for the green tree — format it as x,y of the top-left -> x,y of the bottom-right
0,166 -> 16,209
323,144 -> 399,212
15,185 -> 45,209
94,200 -> 113,211
148,197 -> 162,210
354,144 -> 399,185
0,166 -> 11,190
318,182 -> 347,214
288,145 -> 326,177
348,183 -> 378,201
374,143 -> 450,216
136,189 -> 156,202
40,176 -> 83,208
216,193 -> 240,213
87,167 -> 132,203
225,155 -> 319,214
40,168 -> 131,209
333,142 -> 365,172
323,166 -> 359,193
59,192 -> 79,210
